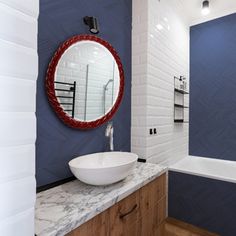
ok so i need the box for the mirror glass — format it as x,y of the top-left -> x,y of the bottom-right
54,41 -> 120,122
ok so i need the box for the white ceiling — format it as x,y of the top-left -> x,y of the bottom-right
176,0 -> 236,26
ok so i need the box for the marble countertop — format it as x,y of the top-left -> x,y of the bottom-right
35,163 -> 167,236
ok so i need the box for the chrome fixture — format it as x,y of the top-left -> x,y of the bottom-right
105,122 -> 114,151
83,16 -> 99,34
103,79 -> 114,114
202,0 -> 210,15
104,79 -> 113,90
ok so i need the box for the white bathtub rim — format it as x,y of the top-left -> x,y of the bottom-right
169,156 -> 236,184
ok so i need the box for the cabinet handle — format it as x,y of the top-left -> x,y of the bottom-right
119,204 -> 138,219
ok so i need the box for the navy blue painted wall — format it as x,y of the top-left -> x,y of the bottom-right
169,171 -> 236,236
189,13 -> 236,161
37,0 -> 132,187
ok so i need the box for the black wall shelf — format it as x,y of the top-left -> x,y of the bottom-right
174,104 -> 189,108
174,88 -> 189,94
174,76 -> 189,123
174,119 -> 184,123
174,119 -> 189,123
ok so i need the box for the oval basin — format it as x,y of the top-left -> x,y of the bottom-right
69,152 -> 138,186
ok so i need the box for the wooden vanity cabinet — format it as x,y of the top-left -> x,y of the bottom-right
67,173 -> 166,236
140,173 -> 166,236
67,210 -> 109,236
109,190 -> 140,236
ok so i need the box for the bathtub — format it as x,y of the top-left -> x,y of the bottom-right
168,155 -> 236,236
170,155 -> 236,183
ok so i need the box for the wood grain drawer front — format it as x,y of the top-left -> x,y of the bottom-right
66,210 -> 109,236
140,196 -> 167,236
109,190 -> 140,236
140,173 -> 166,216
66,173 -> 167,236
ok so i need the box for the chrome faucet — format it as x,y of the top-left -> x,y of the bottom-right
105,122 -> 114,151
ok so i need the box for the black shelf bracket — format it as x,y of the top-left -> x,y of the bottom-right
174,88 -> 189,94
174,104 -> 189,108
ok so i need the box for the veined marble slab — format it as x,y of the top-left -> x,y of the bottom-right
35,163 -> 167,236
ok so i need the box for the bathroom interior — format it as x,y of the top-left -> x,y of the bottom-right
1,0 -> 236,235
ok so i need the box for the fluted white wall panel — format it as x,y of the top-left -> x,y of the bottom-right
0,113 -> 36,146
0,1 -> 38,236
0,145 -> 35,183
0,0 -> 38,18
0,77 -> 36,112
0,208 -> 34,236
0,40 -> 37,80
0,3 -> 37,49
0,177 -> 35,221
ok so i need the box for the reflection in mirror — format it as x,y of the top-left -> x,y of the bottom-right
54,41 -> 120,122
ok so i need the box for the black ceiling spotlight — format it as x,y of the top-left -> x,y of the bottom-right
83,16 -> 99,34
202,0 -> 210,15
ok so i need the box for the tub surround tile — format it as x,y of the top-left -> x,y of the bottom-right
169,171 -> 236,236
35,163 -> 167,236
190,13 -> 236,162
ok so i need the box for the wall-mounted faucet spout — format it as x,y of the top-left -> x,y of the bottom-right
105,122 -> 114,151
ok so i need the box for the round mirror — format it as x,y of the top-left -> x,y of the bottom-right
46,35 -> 124,129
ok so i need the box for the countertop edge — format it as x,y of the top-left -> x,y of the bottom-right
36,164 -> 167,236
60,168 -> 167,236
63,169 -> 167,236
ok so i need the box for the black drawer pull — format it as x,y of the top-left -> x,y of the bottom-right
119,204 -> 138,219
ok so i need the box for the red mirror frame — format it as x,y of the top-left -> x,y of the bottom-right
46,35 -> 124,129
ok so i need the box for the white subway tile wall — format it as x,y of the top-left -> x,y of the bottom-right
56,42 -> 120,121
0,1 -> 38,236
132,0 -> 189,165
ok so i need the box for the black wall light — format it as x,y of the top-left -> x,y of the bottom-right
83,16 -> 99,34
202,0 -> 210,15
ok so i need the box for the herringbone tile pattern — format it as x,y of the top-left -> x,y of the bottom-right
36,0 -> 132,187
190,13 -> 236,161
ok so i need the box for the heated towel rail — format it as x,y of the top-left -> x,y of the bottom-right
54,81 -> 76,118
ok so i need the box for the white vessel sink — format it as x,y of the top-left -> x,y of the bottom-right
69,152 -> 138,186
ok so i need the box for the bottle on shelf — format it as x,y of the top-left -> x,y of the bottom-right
179,76 -> 184,90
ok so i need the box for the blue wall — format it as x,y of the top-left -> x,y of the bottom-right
37,0 -> 132,187
169,171 -> 236,236
189,13 -> 236,161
